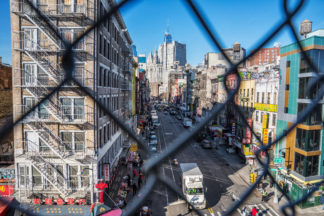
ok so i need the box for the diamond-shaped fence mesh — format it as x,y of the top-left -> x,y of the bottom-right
1,0 -> 323,215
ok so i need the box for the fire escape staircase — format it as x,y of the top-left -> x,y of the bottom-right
27,148 -> 68,198
18,2 -> 61,49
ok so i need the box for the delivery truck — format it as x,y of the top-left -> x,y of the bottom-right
180,163 -> 206,209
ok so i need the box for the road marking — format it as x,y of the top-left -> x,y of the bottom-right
208,208 -> 215,216
165,132 -> 173,135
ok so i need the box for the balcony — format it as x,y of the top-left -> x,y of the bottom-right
12,1 -> 89,18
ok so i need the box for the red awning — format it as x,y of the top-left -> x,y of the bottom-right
0,197 -> 14,216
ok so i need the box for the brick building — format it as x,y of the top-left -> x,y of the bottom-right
246,47 -> 280,67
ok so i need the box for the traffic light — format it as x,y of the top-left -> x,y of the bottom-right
250,173 -> 258,183
253,173 -> 257,183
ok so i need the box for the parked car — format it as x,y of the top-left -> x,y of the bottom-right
150,135 -> 158,145
183,118 -> 192,128
201,139 -> 212,149
149,143 -> 157,153
176,115 -> 183,120
150,131 -> 156,136
195,132 -> 207,142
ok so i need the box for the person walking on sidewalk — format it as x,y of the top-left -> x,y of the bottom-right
132,182 -> 137,195
133,168 -> 137,178
138,176 -> 142,188
261,189 -> 268,202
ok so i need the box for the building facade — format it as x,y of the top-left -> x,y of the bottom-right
276,32 -> 324,207
246,46 -> 280,67
10,0 -> 133,204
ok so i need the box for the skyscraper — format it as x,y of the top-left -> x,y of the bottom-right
148,31 -> 186,98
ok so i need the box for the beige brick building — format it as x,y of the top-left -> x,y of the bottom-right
10,0 -> 133,204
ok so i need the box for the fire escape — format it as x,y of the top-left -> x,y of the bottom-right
12,0 -> 93,199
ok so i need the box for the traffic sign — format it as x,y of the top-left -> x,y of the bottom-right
274,157 -> 283,164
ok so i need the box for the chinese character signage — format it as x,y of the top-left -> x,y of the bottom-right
0,185 -> 14,196
263,129 -> 269,144
262,114 -> 267,129
254,103 -> 277,112
232,123 -> 236,135
104,164 -> 110,181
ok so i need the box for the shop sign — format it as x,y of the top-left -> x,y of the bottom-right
25,205 -> 90,215
263,129 -> 269,144
0,185 -> 14,196
245,118 -> 252,139
274,157 -> 283,164
262,114 -> 267,129
104,164 -> 110,181
130,143 -> 138,152
0,169 -> 15,180
254,103 -> 277,112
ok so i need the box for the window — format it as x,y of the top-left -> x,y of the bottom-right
284,107 -> 288,113
272,114 -> 276,126
61,131 -> 85,152
257,92 -> 259,103
255,111 -> 259,122
298,103 -> 322,125
285,84 -> 289,91
296,128 -> 320,151
294,153 -> 319,177
267,92 -> 270,104
19,166 -> 29,187
32,167 -> 42,187
261,92 -> 264,104
81,166 -> 89,188
61,98 -> 84,120
243,89 -> 246,97
273,92 -> 277,104
103,38 -> 106,58
286,60 -> 291,67
60,28 -> 84,50
69,166 -> 78,189
247,89 -> 249,97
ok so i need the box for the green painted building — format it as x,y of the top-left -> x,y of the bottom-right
275,29 -> 324,208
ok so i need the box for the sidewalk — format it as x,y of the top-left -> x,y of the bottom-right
225,151 -> 323,216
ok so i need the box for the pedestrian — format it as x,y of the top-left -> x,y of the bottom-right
241,207 -> 247,216
138,176 -> 142,188
127,174 -> 131,186
251,207 -> 257,216
133,168 -> 137,178
261,189 -> 268,202
132,183 -> 137,195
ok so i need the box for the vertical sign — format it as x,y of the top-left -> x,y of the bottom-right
104,164 -> 110,181
263,129 -> 269,144
262,114 -> 267,129
232,122 -> 236,135
245,118 -> 252,143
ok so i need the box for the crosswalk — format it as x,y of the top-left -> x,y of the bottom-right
236,203 -> 280,216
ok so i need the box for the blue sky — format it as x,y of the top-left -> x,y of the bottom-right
0,0 -> 323,65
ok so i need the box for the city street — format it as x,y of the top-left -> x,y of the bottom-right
145,110 -> 280,216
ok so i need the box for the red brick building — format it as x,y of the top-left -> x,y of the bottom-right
246,47 -> 280,67
0,58 -> 11,90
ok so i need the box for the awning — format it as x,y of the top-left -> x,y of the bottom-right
224,133 -> 235,137
0,197 -> 13,216
102,209 -> 122,216
233,140 -> 241,149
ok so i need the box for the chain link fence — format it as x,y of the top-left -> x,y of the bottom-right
1,0 -> 324,215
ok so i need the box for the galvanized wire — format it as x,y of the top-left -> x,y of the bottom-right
1,0 -> 323,215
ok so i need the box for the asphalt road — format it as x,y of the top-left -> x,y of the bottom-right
147,111 -> 246,216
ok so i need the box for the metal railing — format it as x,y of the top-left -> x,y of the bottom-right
4,0 -> 324,215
